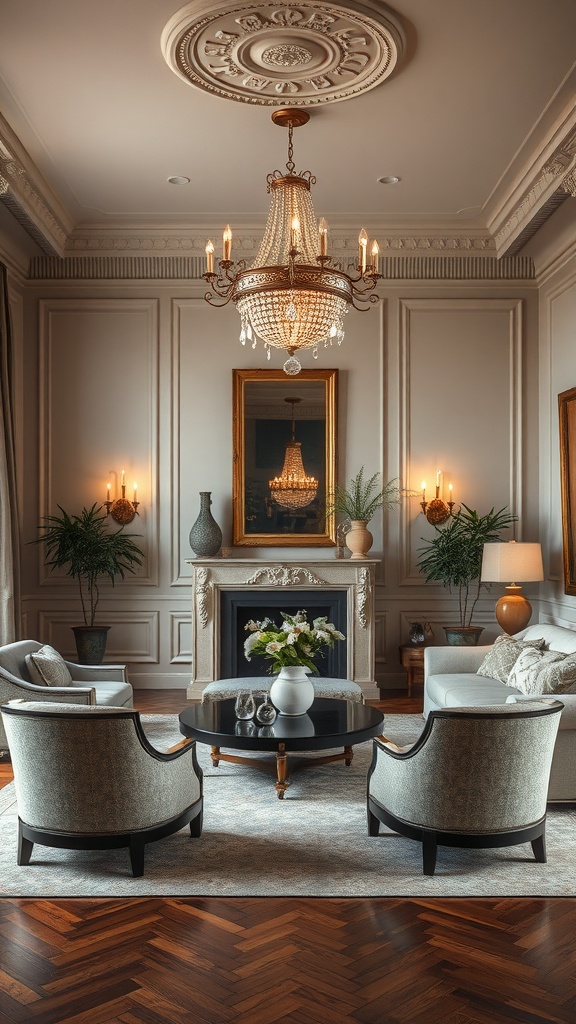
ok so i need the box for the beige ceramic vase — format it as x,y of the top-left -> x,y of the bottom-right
345,520 -> 373,559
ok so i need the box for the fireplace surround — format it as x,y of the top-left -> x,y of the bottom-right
186,558 -> 378,700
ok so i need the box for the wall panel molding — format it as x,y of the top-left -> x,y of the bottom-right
398,297 -> 523,585
38,297 -> 160,587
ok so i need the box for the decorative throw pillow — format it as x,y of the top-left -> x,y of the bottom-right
508,647 -> 576,695
476,635 -> 545,684
25,646 -> 72,687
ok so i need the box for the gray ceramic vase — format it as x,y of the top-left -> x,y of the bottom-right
189,491 -> 222,557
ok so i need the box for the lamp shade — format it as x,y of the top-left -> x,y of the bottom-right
481,541 -> 544,583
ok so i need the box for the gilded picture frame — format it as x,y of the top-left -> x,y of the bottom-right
559,386 -> 576,595
232,368 -> 338,546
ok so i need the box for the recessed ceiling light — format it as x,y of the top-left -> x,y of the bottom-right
378,175 -> 400,185
167,175 -> 190,185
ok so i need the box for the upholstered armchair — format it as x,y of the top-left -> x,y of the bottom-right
0,640 -> 133,751
0,702 -> 203,877
367,700 -> 563,875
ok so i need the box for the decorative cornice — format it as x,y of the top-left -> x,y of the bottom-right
0,116 -> 70,257
490,115 -> 576,257
28,253 -> 535,281
62,230 -> 497,257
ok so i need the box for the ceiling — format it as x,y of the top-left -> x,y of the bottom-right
0,0 -> 575,259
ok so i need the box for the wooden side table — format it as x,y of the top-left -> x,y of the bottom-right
399,643 -> 429,697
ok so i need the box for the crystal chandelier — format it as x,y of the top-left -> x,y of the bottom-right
269,398 -> 318,510
203,108 -> 382,376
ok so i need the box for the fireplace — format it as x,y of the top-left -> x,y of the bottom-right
186,557 -> 378,700
220,589 -> 348,678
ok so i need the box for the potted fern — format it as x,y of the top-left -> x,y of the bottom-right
34,503 -> 144,663
328,468 -> 404,558
416,504 -> 517,644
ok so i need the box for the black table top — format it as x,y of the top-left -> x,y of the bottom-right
179,697 -> 384,753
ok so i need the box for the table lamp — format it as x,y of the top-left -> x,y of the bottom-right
481,541 -> 544,634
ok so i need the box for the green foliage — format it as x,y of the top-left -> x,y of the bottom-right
416,504 -> 517,626
33,504 -> 144,627
327,467 -> 403,524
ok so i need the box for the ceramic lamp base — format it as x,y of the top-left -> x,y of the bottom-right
495,586 -> 532,635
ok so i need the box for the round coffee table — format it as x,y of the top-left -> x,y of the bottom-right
179,697 -> 384,798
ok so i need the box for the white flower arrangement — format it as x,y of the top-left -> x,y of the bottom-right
244,610 -> 345,674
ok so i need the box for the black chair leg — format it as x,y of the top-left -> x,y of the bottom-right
190,808 -> 203,837
531,830 -> 546,863
17,821 -> 33,866
128,836 -> 145,877
422,832 -> 437,875
367,809 -> 380,836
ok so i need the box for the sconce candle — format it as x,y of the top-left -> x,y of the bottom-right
104,469 -> 140,525
421,470 -> 456,525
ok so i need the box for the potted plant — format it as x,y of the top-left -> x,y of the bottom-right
327,467 -> 404,558
416,504 -> 517,645
34,503 -> 144,664
244,610 -> 345,715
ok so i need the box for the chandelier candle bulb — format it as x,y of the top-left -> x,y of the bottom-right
121,469 -> 125,488
359,229 -> 368,272
371,240 -> 379,272
205,240 -> 214,274
223,225 -> 232,261
133,483 -> 138,503
421,481 -> 426,501
290,216 -> 300,250
319,218 -> 328,256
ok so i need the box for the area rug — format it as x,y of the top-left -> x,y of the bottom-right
1,714 -> 574,898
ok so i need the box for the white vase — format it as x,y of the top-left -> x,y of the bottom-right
346,519 -> 373,559
270,666 -> 315,717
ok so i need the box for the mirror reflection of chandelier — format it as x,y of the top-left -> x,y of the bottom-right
203,108 -> 382,376
269,398 -> 318,510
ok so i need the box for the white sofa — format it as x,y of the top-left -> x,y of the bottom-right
424,624 -> 576,802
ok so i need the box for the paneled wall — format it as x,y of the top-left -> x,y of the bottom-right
534,201 -> 576,628
13,264 -> 546,690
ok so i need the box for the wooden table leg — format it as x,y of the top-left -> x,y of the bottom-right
344,745 -> 353,766
211,745 -> 220,767
275,742 -> 289,799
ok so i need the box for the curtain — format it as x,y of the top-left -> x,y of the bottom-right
0,261 -> 20,642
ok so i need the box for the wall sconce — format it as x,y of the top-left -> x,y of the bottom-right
420,471 -> 455,525
105,469 -> 139,525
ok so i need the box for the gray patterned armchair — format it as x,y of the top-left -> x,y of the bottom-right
367,700 -> 563,875
0,640 -> 133,751
0,702 -> 203,877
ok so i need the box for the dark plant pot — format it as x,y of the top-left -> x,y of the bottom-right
72,626 -> 110,665
443,626 -> 484,647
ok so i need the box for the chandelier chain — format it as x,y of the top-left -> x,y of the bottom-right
286,121 -> 295,174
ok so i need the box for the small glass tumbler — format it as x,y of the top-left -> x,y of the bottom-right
235,690 -> 255,720
256,693 -> 277,725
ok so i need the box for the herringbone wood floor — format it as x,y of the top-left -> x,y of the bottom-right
1,688 -> 575,1022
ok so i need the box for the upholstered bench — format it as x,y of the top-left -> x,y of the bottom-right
201,676 -> 364,704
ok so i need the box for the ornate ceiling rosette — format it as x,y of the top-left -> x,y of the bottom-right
161,0 -> 405,106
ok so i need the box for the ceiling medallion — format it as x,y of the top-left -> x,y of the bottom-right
161,1 -> 405,106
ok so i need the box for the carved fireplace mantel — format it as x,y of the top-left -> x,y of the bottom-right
185,557 -> 379,701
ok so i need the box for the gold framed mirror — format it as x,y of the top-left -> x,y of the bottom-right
233,368 -> 337,546
559,386 -> 576,595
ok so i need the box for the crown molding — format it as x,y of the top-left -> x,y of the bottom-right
0,113 -> 72,258
486,91 -> 576,257
28,252 -> 534,281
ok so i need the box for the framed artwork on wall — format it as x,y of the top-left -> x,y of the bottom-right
559,386 -> 576,595
232,368 -> 338,547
